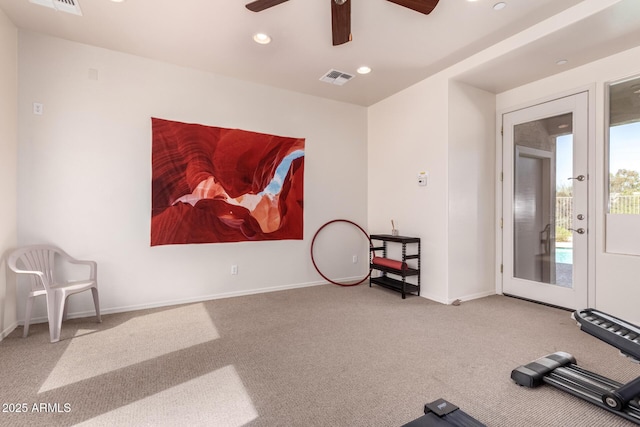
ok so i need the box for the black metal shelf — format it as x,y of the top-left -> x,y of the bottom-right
369,264 -> 419,277
369,234 -> 421,299
370,276 -> 420,295
370,234 -> 420,244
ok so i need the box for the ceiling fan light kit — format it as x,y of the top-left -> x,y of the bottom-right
245,0 -> 439,46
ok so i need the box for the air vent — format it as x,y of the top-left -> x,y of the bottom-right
319,69 -> 354,86
29,0 -> 82,16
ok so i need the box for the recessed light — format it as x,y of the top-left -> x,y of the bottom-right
110,0 -> 125,2
253,33 -> 271,45
357,66 -> 371,75
558,124 -> 569,129
493,2 -> 506,10
556,59 -> 568,66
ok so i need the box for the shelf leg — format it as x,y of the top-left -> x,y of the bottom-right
402,243 -> 407,299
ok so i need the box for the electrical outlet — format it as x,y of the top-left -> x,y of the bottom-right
33,103 -> 44,115
352,255 -> 358,264
231,265 -> 238,275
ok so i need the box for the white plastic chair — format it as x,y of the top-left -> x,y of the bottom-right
8,245 -> 101,343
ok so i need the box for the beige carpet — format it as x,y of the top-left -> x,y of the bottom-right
0,284 -> 638,426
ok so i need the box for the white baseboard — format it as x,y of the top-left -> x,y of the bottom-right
419,289 -> 496,306
448,290 -> 497,305
419,292 -> 447,305
0,321 -> 18,341
98,279 -> 330,318
17,276 -> 364,325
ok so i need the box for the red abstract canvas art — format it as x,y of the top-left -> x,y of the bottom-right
151,118 -> 305,245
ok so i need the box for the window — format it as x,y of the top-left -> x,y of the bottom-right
607,75 -> 640,215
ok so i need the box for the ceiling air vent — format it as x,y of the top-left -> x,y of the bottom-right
319,69 -> 354,86
29,0 -> 82,16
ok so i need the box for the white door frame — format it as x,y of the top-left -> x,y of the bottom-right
495,86 -> 597,309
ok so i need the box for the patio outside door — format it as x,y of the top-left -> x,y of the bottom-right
502,92 -> 588,309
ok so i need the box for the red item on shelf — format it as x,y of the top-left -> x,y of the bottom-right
372,257 -> 408,270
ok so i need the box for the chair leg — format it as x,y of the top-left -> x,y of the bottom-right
23,297 -> 34,338
91,287 -> 102,323
47,292 -> 64,343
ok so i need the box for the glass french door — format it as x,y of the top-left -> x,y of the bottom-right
502,92 -> 588,309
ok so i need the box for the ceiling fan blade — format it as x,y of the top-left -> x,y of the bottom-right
245,0 -> 289,12
331,0 -> 352,46
386,0 -> 439,15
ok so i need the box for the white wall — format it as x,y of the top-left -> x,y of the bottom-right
368,75 -> 497,304
368,74 -> 452,303
496,45 -> 640,324
448,82 -> 496,302
0,9 -> 18,339
17,31 -> 368,322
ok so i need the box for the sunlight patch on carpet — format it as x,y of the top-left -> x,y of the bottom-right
39,303 -> 219,393
75,365 -> 258,427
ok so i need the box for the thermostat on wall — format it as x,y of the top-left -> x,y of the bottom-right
418,171 -> 428,187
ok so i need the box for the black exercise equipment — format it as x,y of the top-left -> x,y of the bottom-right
511,308 -> 640,425
401,398 -> 486,427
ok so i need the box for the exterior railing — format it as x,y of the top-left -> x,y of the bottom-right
556,197 -> 573,230
556,195 -> 640,231
609,194 -> 640,214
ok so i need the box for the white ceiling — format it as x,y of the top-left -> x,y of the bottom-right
1,0 -> 639,106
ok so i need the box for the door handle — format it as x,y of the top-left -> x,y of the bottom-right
568,175 -> 586,182
540,223 -> 552,254
568,228 -> 586,234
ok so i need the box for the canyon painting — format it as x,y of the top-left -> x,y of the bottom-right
151,118 -> 305,245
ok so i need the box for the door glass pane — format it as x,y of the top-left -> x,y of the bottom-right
608,76 -> 640,215
513,113 -> 573,287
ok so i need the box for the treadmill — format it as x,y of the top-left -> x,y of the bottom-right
511,308 -> 640,425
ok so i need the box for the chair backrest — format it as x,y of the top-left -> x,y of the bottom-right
8,245 -> 63,292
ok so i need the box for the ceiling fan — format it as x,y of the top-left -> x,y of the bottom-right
245,0 -> 440,46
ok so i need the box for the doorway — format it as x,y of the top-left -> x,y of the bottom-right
502,92 -> 589,309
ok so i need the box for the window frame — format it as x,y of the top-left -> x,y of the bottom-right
605,74 -> 640,215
